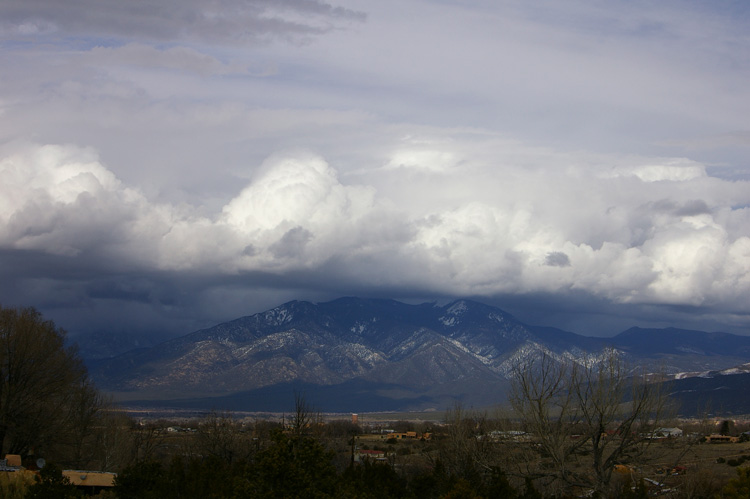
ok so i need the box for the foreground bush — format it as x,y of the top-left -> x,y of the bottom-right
0,470 -> 34,499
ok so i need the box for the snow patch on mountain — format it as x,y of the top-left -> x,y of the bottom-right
351,322 -> 368,335
440,315 -> 458,327
343,343 -> 385,365
263,306 -> 294,326
446,301 -> 468,315
446,338 -> 495,366
716,363 -> 750,376
439,301 -> 469,327
673,371 -> 707,380
488,312 -> 506,324
90,297 -> 750,411
250,330 -> 309,351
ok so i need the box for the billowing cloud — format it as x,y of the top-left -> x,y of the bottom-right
0,143 -> 150,258
1,139 -> 748,329
220,152 -> 380,269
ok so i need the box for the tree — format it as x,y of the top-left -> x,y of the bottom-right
508,351 -> 668,497
245,429 -> 337,498
93,408 -> 135,471
113,460 -> 167,499
438,403 -> 498,482
720,419 -> 735,436
115,455 -> 244,499
290,391 -> 321,439
62,378 -> 108,468
195,411 -> 254,464
25,463 -> 82,499
0,305 -> 103,459
722,467 -> 750,498
339,460 -> 408,499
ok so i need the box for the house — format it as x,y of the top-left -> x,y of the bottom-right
652,427 -> 683,438
0,455 -> 116,494
62,470 -> 117,494
380,431 -> 426,440
354,449 -> 391,464
705,434 -> 739,443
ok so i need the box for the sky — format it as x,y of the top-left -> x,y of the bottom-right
1,0 -> 749,340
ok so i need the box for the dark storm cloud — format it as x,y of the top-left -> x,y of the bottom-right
0,0 -> 365,44
85,278 -> 157,303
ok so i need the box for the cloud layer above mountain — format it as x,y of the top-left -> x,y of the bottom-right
1,0 -> 749,337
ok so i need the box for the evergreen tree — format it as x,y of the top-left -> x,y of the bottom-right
25,463 -> 81,499
247,429 -> 337,498
113,460 -> 166,499
338,461 -> 408,499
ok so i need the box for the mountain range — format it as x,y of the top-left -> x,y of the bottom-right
87,297 -> 750,414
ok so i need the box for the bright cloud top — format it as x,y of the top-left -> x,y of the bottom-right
1,139 -> 748,314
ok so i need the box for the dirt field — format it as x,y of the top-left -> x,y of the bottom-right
354,430 -> 750,496
639,439 -> 750,493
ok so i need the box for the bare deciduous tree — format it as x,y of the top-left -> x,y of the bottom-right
291,392 -> 321,439
128,420 -> 163,464
509,351 -> 668,497
195,410 -> 256,464
437,403 -> 499,479
94,409 -> 134,471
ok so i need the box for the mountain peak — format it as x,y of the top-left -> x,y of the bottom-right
88,297 -> 750,413
444,300 -> 470,315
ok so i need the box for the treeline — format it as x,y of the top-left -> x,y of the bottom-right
14,407 -> 750,499
93,409 -> 750,499
113,429 -> 529,499
6,305 -> 750,498
107,399 -> 543,498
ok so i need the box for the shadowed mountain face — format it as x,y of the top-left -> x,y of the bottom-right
89,298 -> 750,412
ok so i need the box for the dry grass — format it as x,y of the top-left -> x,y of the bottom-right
0,470 -> 36,499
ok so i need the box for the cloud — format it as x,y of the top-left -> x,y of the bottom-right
0,0 -> 365,45
2,139 -> 748,325
659,131 -> 750,150
545,252 -> 571,267
1,1 -> 749,338
0,143 -> 146,257
220,152 -> 380,269
604,159 -> 707,182
87,43 -> 250,76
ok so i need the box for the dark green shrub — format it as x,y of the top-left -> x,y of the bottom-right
26,464 -> 81,499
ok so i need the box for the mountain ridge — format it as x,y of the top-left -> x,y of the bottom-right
88,297 -> 750,412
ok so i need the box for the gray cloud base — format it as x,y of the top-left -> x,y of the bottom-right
0,140 -> 748,336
